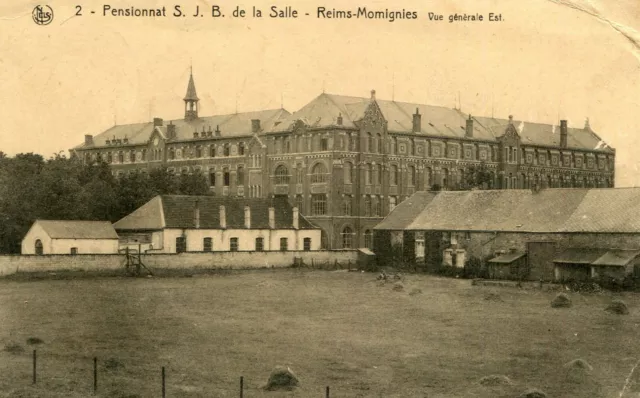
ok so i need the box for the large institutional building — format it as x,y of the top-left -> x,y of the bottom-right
71,73 -> 616,249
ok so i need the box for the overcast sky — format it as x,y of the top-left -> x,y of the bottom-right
1,0 -> 638,185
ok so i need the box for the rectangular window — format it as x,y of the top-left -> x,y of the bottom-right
230,237 -> 239,252
320,138 -> 328,151
255,237 -> 264,252
303,238 -> 311,251
374,196 -> 382,217
176,237 -> 186,253
295,195 -> 304,212
280,237 -> 288,251
70,247 -> 78,255
342,195 -> 352,216
203,237 -> 212,252
311,194 -> 327,216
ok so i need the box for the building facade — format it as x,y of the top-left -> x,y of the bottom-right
113,195 -> 321,254
71,73 -> 616,249
21,220 -> 119,255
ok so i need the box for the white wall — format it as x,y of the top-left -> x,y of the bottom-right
50,238 -> 119,254
21,223 -> 51,254
157,228 -> 322,253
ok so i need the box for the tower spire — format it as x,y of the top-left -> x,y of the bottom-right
184,67 -> 199,121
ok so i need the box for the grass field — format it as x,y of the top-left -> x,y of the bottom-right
0,269 -> 639,397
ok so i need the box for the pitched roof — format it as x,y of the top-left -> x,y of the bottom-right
488,252 -> 526,264
184,73 -> 199,101
74,108 -> 290,149
113,195 -> 317,230
373,191 -> 438,230
271,93 -> 613,152
591,250 -> 640,267
395,188 -> 640,234
553,248 -> 608,264
35,220 -> 119,239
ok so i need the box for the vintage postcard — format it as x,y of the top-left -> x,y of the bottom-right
0,0 -> 639,397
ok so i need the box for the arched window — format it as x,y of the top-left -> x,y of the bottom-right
284,138 -> 291,153
365,164 -> 372,185
107,152 -> 113,163
296,163 -> 304,184
34,239 -> 43,255
118,152 -> 124,163
389,196 -> 397,212
223,167 -> 230,186
169,148 -> 175,160
408,165 -> 416,186
376,133 -> 382,153
195,146 -> 202,158
425,167 -> 433,189
238,142 -> 245,155
410,138 -> 416,156
209,170 -> 216,187
129,151 -> 135,162
390,165 -> 398,186
374,196 -> 382,216
364,195 -> 372,216
275,165 -> 290,185
141,149 -> 146,161
209,145 -> 216,158
367,133 -> 373,152
237,166 -> 244,185
344,162 -> 353,184
224,144 -> 230,157
311,163 -> 328,183
341,226 -> 354,249
364,230 -> 373,250
342,195 -> 352,216
391,137 -> 397,154
376,164 -> 383,184
442,168 -> 449,189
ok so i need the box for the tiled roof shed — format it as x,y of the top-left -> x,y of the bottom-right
35,220 -> 119,239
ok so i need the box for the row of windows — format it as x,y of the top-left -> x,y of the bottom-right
274,163 -> 329,185
340,227 -> 373,250
176,236 -> 312,252
503,173 -> 612,189
169,142 -> 245,160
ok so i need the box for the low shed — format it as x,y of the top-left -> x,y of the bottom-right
487,251 -> 528,280
21,220 -> 119,255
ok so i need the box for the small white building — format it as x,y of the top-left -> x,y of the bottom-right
113,195 -> 322,253
21,220 -> 120,255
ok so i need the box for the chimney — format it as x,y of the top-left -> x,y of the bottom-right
370,89 -> 376,100
465,115 -> 473,138
167,121 -> 176,139
194,200 -> 200,229
219,205 -> 226,229
244,205 -> 251,229
560,120 -> 568,148
412,108 -> 421,133
584,117 -> 590,130
337,113 -> 343,126
84,135 -> 94,146
153,117 -> 163,127
251,119 -> 261,133
508,115 -> 514,125
268,207 -> 275,229
292,207 -> 299,230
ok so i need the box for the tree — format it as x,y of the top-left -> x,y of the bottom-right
461,162 -> 493,190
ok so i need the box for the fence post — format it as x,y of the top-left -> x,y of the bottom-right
239,376 -> 244,398
32,350 -> 36,384
93,357 -> 98,393
162,366 -> 166,398
326,386 -> 330,398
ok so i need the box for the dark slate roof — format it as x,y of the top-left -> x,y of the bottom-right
396,188 -> 640,234
74,108 -> 290,149
184,73 -> 199,101
553,248 -> 608,264
113,195 -> 316,231
591,250 -> 640,267
373,191 -> 438,230
271,93 -> 613,152
35,220 -> 119,239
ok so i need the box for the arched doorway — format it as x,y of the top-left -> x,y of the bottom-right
35,239 -> 43,255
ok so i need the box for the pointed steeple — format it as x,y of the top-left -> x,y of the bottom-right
184,68 -> 199,121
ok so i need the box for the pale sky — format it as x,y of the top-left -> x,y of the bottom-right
1,0 -> 639,185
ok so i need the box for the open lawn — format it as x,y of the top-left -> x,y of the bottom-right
0,270 -> 639,397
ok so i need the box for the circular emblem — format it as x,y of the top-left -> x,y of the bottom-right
32,5 -> 53,25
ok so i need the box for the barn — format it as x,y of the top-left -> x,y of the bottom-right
21,220 -> 119,255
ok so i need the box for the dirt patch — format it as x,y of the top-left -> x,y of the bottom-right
519,388 -> 547,398
478,374 -> 513,386
3,342 -> 25,354
550,293 -> 571,308
409,288 -> 422,296
484,292 -> 503,302
264,366 -> 299,391
605,299 -> 629,315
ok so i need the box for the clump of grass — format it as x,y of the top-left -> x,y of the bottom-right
550,293 -> 571,308
26,337 -> 44,345
409,288 -> 422,296
392,282 -> 404,292
264,366 -> 299,391
484,292 -> 503,302
4,342 -> 25,354
605,299 -> 629,315
519,388 -> 547,398
479,374 -> 513,386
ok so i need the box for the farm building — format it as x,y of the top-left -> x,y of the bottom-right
374,188 -> 640,282
113,195 -> 322,253
21,220 -> 119,255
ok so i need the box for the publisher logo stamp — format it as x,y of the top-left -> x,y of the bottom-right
32,5 -> 54,25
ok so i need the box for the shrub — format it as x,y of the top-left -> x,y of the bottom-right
605,299 -> 629,315
551,293 -> 572,308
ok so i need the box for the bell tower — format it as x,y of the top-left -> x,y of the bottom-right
184,67 -> 199,121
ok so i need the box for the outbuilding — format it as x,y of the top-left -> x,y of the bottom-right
21,220 -> 119,255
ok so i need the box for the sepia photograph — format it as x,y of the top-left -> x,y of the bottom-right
1,0 -> 640,396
